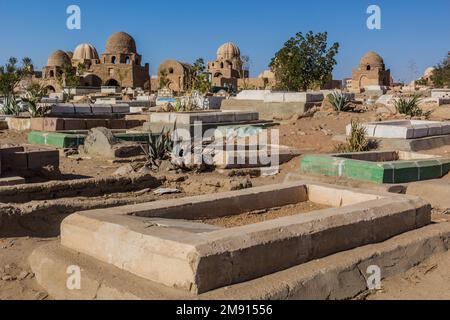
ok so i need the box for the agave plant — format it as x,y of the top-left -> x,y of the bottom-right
328,91 -> 352,113
22,83 -> 49,117
142,129 -> 174,169
2,95 -> 21,116
173,98 -> 184,112
394,94 -> 423,117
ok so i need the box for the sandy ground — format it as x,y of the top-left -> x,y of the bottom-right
367,250 -> 450,300
2,105 -> 450,300
0,237 -> 56,300
199,201 -> 330,228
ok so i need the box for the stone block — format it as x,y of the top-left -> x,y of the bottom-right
2,151 -> 28,171
64,119 -> 87,131
30,118 -> 44,131
74,104 -> 92,114
50,104 -> 76,115
107,119 -> 127,130
235,90 -> 270,101
112,104 -> 130,114
125,120 -> 144,129
85,119 -> 108,130
5,117 -> 31,131
91,105 -> 113,114
0,176 -> 25,186
264,92 -> 286,103
43,118 -> 64,132
27,150 -> 59,169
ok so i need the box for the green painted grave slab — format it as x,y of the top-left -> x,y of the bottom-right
300,152 -> 450,184
28,131 -> 152,149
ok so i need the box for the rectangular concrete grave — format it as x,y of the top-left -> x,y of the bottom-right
432,89 -> 450,99
0,146 -> 59,176
49,104 -> 130,116
210,144 -> 301,169
300,151 -> 450,184
221,99 -> 318,120
150,111 -> 259,125
263,92 -> 324,103
348,120 -> 450,139
145,111 -> 271,140
29,222 -> 450,300
60,181 -> 430,294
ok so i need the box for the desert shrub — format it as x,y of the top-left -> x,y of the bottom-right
335,120 -> 376,153
142,129 -> 173,169
1,95 -> 20,116
328,91 -> 352,112
394,94 -> 423,117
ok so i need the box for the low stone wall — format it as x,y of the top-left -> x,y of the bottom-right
0,174 -> 161,203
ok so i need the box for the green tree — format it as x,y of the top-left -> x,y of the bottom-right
269,31 -> 339,91
0,57 -> 33,115
56,63 -> 79,102
191,58 -> 211,94
76,63 -> 87,77
432,53 -> 450,88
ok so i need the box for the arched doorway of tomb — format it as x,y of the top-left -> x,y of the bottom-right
83,74 -> 102,87
105,79 -> 120,87
359,75 -> 369,90
45,86 -> 56,94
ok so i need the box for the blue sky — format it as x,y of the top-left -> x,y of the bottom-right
0,0 -> 448,82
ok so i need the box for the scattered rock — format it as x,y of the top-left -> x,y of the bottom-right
80,127 -> 143,159
1,275 -> 15,281
153,188 -> 181,195
34,292 -> 49,300
134,188 -> 151,196
17,271 -> 30,280
228,178 -> 253,191
113,164 -> 136,176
